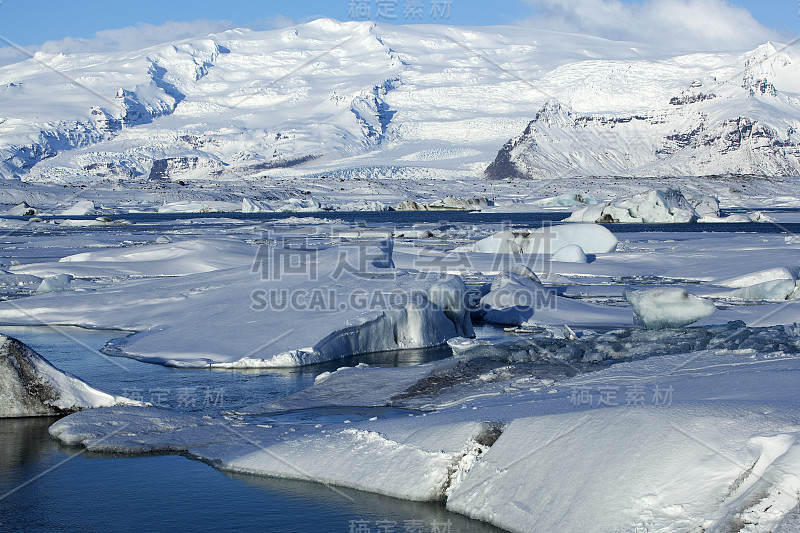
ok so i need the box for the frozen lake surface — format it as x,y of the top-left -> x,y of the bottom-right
3,209 -> 800,532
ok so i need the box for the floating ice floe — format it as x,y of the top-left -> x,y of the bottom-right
393,224 -> 437,239
0,271 -> 41,286
277,197 -> 324,212
14,238 -> 256,278
446,405 -> 800,533
565,188 -> 698,223
395,197 -> 492,211
714,267 -> 799,301
58,217 -> 131,227
337,199 -> 390,211
454,224 -> 617,255
533,193 -> 599,208
451,321 -> 800,363
49,405 -> 498,502
0,335 -> 137,417
624,287 -> 716,329
507,264 -> 542,282
46,320 -> 800,532
447,337 -> 492,355
564,188 -> 763,224
731,278 -> 797,301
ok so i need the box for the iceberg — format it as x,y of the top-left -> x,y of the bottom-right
3,202 -> 37,216
35,274 -> 74,293
44,306 -> 800,532
14,238 -> 257,279
507,264 -> 541,283
241,197 -> 273,213
563,188 -> 733,224
158,200 -> 240,213
686,194 -> 721,218
0,335 -> 137,417
395,197 -> 491,211
716,267 -> 795,288
344,199 -> 390,211
564,189 -> 770,225
455,224 -> 617,255
565,188 -> 699,223
551,244 -> 588,263
447,406 -> 800,533
624,287 -> 716,329
277,198 -> 323,212
47,326 -> 800,532
731,278 -> 797,301
533,193 -> 598,208
58,200 -> 99,216
50,405 -> 498,501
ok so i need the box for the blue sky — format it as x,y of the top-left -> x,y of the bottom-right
0,0 -> 796,49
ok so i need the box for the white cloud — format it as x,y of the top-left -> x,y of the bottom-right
255,14 -> 298,30
521,0 -> 784,50
0,19 -> 237,67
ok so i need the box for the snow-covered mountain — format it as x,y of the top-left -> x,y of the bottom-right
487,43 -> 800,179
1,19 -> 799,184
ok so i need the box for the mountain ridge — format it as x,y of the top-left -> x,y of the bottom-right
0,19 -> 798,184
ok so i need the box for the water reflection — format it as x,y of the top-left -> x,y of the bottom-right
0,416 -> 62,472
224,470 -> 505,533
0,418 -> 502,532
0,327 -> 456,415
